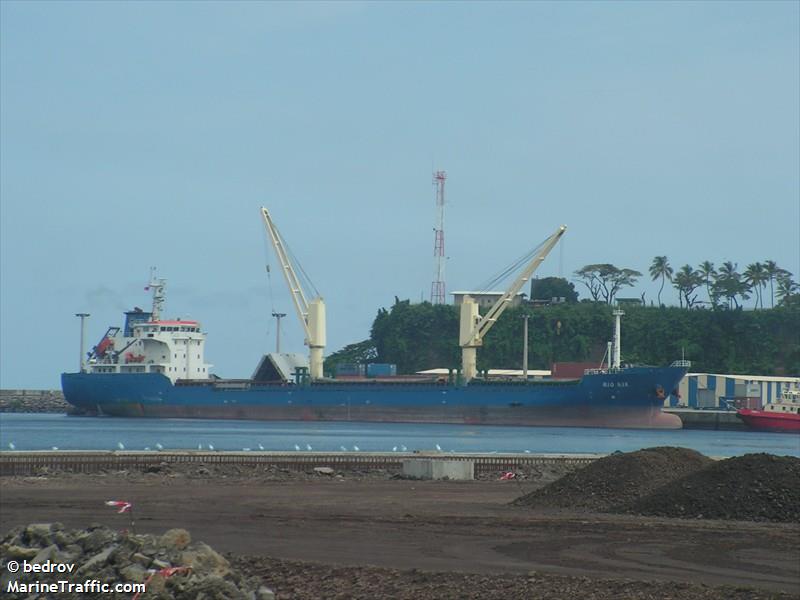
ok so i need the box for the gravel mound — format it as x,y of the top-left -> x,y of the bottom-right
624,453 -> 800,523
0,523 -> 274,599
512,447 -> 712,511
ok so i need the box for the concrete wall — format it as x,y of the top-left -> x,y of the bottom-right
402,459 -> 475,480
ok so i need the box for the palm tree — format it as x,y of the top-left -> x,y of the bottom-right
776,273 -> 799,306
673,265 -> 703,308
763,261 -> 781,308
714,261 -> 749,309
698,261 -> 716,306
744,262 -> 768,309
649,256 -> 673,307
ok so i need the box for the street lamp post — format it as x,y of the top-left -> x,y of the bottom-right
272,312 -> 286,353
75,313 -> 90,372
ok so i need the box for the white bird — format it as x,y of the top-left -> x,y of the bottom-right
306,444 -> 312,451
392,446 -> 398,452
294,444 -> 301,451
401,445 -> 407,452
8,442 -> 15,450
144,447 -> 150,451
242,447 -> 250,452
155,443 -> 164,450
435,444 -> 442,452
208,444 -> 215,451
117,442 -> 125,450
524,450 -> 531,454
353,445 -> 360,452
198,443 -> 203,450
258,444 -> 265,451
51,446 -> 59,450
339,445 -> 347,452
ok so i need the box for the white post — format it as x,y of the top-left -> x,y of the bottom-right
522,315 -> 529,380
612,308 -> 625,369
76,313 -> 90,372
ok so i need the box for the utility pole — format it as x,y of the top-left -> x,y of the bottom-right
522,315 -> 529,380
75,313 -> 90,372
272,312 -> 286,353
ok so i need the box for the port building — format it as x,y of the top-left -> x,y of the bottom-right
673,373 -> 800,409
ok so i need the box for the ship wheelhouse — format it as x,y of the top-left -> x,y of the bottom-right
83,274 -> 213,383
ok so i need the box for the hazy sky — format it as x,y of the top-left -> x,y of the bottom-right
2,1 -> 798,389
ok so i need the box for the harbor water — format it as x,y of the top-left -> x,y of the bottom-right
1,413 -> 798,457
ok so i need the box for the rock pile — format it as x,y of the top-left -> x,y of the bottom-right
624,453 -> 800,523
513,447 -> 712,512
0,523 -> 274,599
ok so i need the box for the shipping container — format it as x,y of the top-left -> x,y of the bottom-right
367,363 -> 397,377
335,363 -> 366,377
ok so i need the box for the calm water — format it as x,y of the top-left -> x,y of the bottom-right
1,413 -> 798,457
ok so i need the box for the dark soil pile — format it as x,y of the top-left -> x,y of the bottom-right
233,555 -> 795,600
512,447 -> 713,511
624,453 -> 800,523
0,523 -> 274,599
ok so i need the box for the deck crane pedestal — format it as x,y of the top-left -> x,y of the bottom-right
260,208 -> 326,380
459,225 -> 566,382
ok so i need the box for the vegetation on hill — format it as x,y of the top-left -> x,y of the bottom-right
326,256 -> 799,377
327,300 -> 799,377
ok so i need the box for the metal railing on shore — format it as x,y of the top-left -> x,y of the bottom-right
0,451 -> 599,477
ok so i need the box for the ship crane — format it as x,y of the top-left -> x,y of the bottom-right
459,225 -> 566,382
260,207 -> 326,380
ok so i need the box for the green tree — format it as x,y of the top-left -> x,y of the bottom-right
744,262 -> 768,309
673,265 -> 703,309
530,277 -> 579,303
574,264 -> 641,305
763,260 -> 783,308
649,256 -> 673,307
697,261 -> 716,306
713,262 -> 750,309
776,273 -> 800,308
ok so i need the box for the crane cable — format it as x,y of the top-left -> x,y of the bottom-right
473,234 -> 551,293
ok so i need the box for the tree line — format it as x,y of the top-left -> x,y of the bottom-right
574,257 -> 797,309
326,298 -> 800,377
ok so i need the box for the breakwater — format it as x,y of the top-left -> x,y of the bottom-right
0,450 -> 598,477
0,389 -> 68,413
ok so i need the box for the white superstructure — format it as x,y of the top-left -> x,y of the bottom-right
85,273 -> 212,383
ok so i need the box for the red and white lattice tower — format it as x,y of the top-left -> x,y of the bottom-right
430,170 -> 447,304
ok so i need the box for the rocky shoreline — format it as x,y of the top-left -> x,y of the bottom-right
0,390 -> 69,414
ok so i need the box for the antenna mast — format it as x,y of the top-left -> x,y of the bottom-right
146,267 -> 166,322
431,170 -> 447,304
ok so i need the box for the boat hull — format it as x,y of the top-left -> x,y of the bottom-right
736,409 -> 800,433
61,366 -> 686,429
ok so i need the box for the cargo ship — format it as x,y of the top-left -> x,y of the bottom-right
737,389 -> 800,433
61,209 -> 690,429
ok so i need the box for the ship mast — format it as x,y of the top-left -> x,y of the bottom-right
260,208 -> 326,380
146,267 -> 166,322
459,225 -> 566,382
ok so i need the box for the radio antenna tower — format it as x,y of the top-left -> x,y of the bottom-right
430,170 -> 447,304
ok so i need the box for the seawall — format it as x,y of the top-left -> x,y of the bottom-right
0,390 -> 69,413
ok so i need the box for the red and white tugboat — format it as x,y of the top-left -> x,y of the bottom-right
737,388 -> 800,433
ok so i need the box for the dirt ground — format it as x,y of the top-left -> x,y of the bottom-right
1,473 -> 798,599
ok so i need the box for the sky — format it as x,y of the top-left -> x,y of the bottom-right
1,1 -> 798,389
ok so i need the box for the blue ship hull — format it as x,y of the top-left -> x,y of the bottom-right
61,365 -> 687,429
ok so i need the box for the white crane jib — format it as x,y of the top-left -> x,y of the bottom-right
260,208 -> 326,380
459,225 -> 566,382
